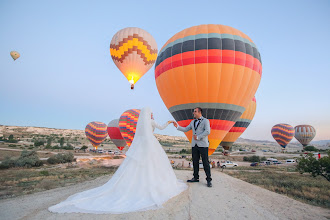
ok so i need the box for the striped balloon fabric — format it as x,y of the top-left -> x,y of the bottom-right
85,122 -> 108,149
107,119 -> 126,151
271,124 -> 295,149
294,125 -> 316,147
221,97 -> 257,150
155,24 -> 262,155
119,109 -> 141,147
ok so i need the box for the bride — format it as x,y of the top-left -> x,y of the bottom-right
49,107 -> 187,214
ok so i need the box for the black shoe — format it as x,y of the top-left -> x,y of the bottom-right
207,181 -> 212,187
187,178 -> 199,182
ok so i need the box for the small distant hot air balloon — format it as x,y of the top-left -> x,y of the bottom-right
10,51 -> 20,61
155,24 -> 262,155
220,97 -> 257,152
271,124 -> 295,149
119,109 -> 141,147
85,122 -> 108,149
110,27 -> 158,89
294,125 -> 316,147
107,119 -> 127,151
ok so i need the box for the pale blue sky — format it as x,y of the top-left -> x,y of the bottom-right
1,0 -> 329,141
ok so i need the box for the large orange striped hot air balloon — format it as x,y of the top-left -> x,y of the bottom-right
155,24 -> 262,155
294,125 -> 316,147
119,109 -> 141,147
220,97 -> 257,151
85,122 -> 108,149
271,124 -> 295,149
107,119 -> 126,151
110,27 -> 158,89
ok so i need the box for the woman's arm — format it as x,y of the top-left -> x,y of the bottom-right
152,120 -> 171,130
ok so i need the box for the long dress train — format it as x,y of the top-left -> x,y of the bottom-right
48,107 -> 187,214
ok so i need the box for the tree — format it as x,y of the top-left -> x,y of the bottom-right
296,151 -> 330,181
46,137 -> 52,147
80,145 -> 88,151
8,134 -> 18,143
304,145 -> 318,151
59,137 -> 65,147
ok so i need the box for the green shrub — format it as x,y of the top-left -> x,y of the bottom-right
15,150 -> 43,168
243,155 -> 263,162
179,148 -> 192,154
0,151 -> 43,169
47,153 -> 74,164
0,157 -> 16,169
34,140 -> 45,147
304,146 -> 318,152
39,170 -> 49,176
8,144 -> 17,147
80,146 -> 88,150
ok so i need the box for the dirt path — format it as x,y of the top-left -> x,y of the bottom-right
0,170 -> 329,220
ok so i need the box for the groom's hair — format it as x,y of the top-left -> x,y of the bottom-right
195,107 -> 203,114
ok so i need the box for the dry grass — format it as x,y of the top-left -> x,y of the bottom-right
0,165 -> 117,199
224,167 -> 330,208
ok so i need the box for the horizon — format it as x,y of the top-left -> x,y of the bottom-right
1,0 -> 329,141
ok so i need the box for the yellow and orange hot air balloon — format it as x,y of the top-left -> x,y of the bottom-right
110,27 -> 158,89
220,97 -> 257,152
155,24 -> 262,155
10,51 -> 20,61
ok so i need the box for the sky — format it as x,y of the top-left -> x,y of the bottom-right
0,0 -> 329,141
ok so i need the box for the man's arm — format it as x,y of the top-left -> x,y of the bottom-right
176,121 -> 192,132
197,119 -> 210,140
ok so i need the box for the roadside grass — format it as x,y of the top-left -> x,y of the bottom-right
0,165 -> 117,199
224,167 -> 330,208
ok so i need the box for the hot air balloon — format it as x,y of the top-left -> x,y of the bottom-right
108,119 -> 127,151
10,51 -> 20,61
220,97 -> 257,152
155,24 -> 262,155
85,122 -> 108,149
119,109 -> 141,147
294,125 -> 316,147
110,27 -> 158,89
271,124 -> 295,149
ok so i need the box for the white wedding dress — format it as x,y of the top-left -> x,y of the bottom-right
48,107 -> 187,214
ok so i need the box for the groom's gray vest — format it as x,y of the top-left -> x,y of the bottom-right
177,116 -> 211,147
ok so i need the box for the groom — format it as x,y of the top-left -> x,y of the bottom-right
174,107 -> 212,187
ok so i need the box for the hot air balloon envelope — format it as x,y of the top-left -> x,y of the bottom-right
221,97 -> 257,151
108,119 -> 126,151
294,125 -> 316,147
10,51 -> 20,61
110,27 -> 158,89
271,124 -> 294,149
119,109 -> 141,147
85,122 -> 108,149
155,24 -> 262,155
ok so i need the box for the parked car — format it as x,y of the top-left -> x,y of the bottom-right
250,162 -> 259,166
198,161 -> 212,169
260,161 -> 271,165
273,161 -> 282,165
220,160 -> 238,168
286,159 -> 296,164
